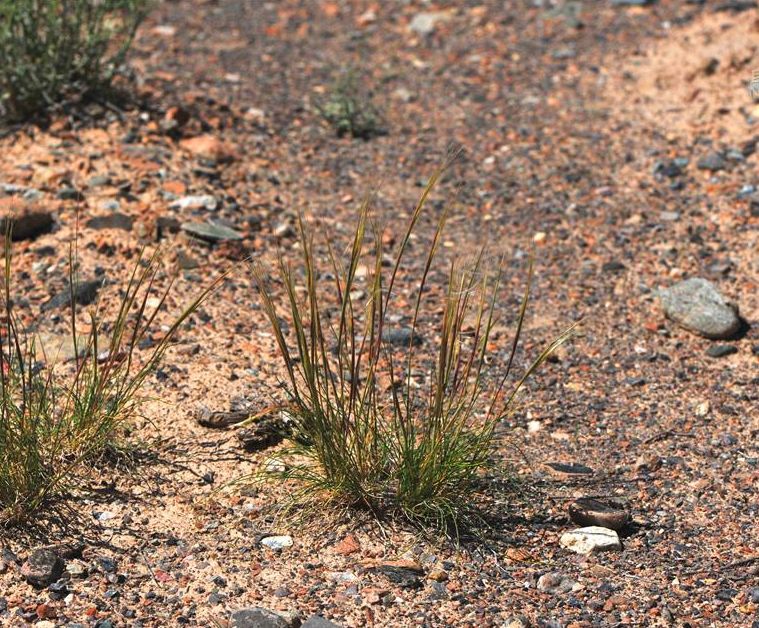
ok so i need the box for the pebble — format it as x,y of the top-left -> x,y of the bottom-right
658,278 -> 741,339
273,222 -> 296,238
302,616 -> 342,628
20,548 -> 64,588
382,327 -> 423,347
86,213 -> 133,231
697,151 -> 726,172
705,344 -> 738,358
559,527 -> 622,554
568,498 -> 631,531
409,11 -> 449,36
41,279 -> 103,312
612,0 -> 655,4
181,221 -> 243,242
230,607 -> 292,628
537,572 -> 579,594
325,571 -> 357,583
503,616 -> 531,628
653,159 -> 682,178
259,535 -> 293,551
544,462 -> 593,477
170,195 -> 218,211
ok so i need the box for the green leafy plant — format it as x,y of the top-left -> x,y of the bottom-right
253,166 -> 573,533
315,69 -> 385,139
0,0 -> 149,121
0,241 -> 217,525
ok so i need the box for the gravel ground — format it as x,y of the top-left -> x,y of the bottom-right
0,1 -> 757,626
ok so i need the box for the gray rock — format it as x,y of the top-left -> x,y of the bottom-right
41,279 -> 103,312
697,151 -> 726,172
87,175 -> 111,188
0,209 -> 54,241
56,187 -> 81,200
230,607 -> 291,628
409,11 -> 449,36
302,617 -> 342,628
181,221 -> 243,242
86,213 -> 133,231
21,548 -> 64,587
537,572 -> 578,594
503,616 -> 531,628
612,0 -> 655,5
659,278 -> 740,339
705,344 -> 738,358
382,327 -> 423,347
559,526 -> 622,554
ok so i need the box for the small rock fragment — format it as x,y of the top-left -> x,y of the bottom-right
41,279 -> 103,312
230,607 -> 291,628
409,11 -> 450,36
697,151 -> 726,172
560,526 -> 622,554
259,535 -> 293,551
382,327 -> 423,348
302,617 -> 342,628
170,195 -> 218,211
544,462 -> 593,477
181,221 -> 243,243
705,344 -> 738,358
180,135 -> 236,163
537,572 -> 579,594
503,616 -> 531,628
86,213 -> 133,231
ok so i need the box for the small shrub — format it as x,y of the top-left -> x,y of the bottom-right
253,166 -> 573,533
0,0 -> 149,121
0,242 -> 216,524
315,69 -> 385,139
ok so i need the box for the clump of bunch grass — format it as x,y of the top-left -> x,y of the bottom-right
253,167 -> 572,533
0,241 -> 215,525
315,69 -> 385,139
0,0 -> 149,121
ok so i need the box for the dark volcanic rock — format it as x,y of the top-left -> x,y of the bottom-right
302,617 -> 342,628
705,344 -> 738,358
21,549 -> 64,588
382,327 -> 423,347
86,213 -> 134,231
697,151 -> 726,172
230,607 -> 292,628
658,278 -> 740,339
41,279 -> 103,312
0,208 -> 54,241
568,498 -> 631,531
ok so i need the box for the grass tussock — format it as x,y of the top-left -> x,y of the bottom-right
253,164 -> 573,534
0,241 -> 216,525
0,0 -> 149,121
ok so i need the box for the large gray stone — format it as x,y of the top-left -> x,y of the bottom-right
658,278 -> 740,339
